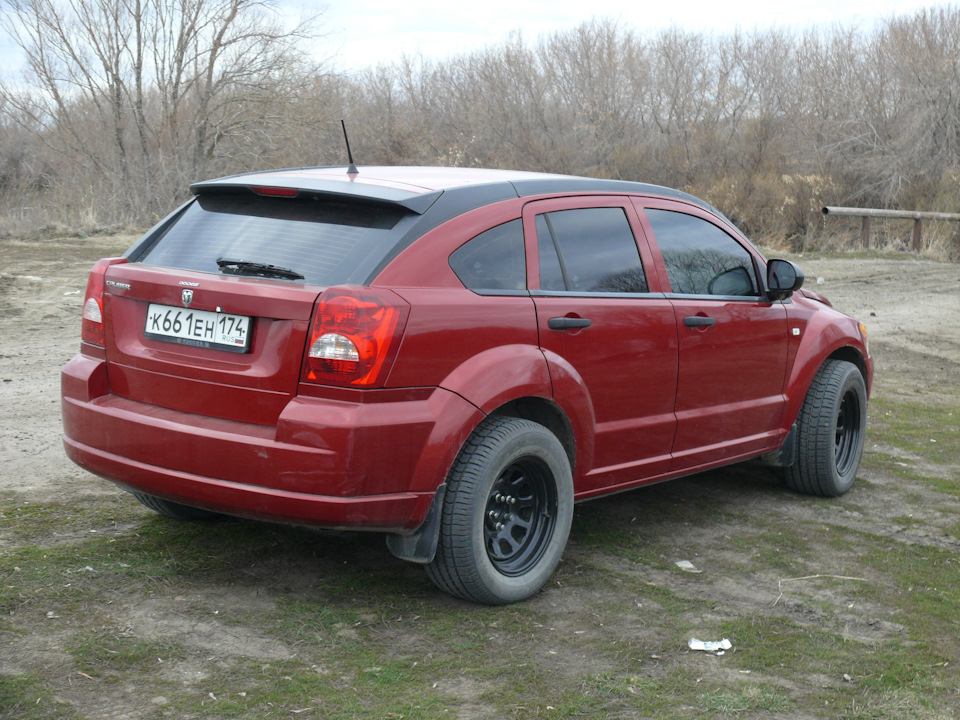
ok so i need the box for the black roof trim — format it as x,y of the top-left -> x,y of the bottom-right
362,177 -> 732,283
189,175 -> 443,215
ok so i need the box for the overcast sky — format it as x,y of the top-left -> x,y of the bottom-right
319,0 -> 944,72
0,0 -> 948,78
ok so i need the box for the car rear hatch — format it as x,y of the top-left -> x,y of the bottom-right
99,182 -> 432,426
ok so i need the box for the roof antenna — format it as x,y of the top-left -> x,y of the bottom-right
340,120 -> 358,176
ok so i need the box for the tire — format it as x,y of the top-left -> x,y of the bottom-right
133,492 -> 223,521
426,417 -> 574,605
786,359 -> 867,497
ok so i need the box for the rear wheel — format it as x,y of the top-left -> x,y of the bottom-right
426,417 -> 573,605
133,492 -> 222,521
786,359 -> 867,497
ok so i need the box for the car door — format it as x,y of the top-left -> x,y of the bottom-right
524,196 -> 679,495
633,199 -> 789,469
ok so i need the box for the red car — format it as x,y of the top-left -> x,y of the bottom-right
62,166 -> 872,604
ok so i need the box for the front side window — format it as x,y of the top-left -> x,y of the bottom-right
535,207 -> 648,294
449,220 -> 526,291
646,209 -> 758,296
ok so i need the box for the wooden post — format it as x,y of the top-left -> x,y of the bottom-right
823,206 -> 960,255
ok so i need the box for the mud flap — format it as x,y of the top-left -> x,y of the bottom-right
385,484 -> 446,564
758,424 -> 797,467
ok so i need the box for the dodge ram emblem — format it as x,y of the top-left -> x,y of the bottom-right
182,289 -> 194,306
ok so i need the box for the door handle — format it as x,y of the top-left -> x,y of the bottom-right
548,317 -> 592,330
683,316 -> 717,328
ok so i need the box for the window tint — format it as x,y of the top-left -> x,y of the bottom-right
646,209 -> 758,296
536,215 -> 566,291
138,192 -> 408,286
449,220 -> 526,291
536,208 -> 648,293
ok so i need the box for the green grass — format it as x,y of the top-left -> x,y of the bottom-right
698,683 -> 792,715
889,515 -> 926,529
719,615 -> 950,710
176,657 -> 454,719
4,389 -> 960,718
0,496 -> 144,545
861,453 -> 938,484
868,398 -> 960,468
0,674 -> 82,720
727,525 -> 818,575
5,497 -> 960,719
67,631 -> 186,676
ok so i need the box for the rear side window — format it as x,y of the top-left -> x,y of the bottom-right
137,193 -> 409,286
645,209 -> 758,296
535,208 -> 648,293
449,220 -> 526,291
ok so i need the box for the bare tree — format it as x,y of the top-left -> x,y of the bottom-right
0,0 -> 326,222
5,6 -> 960,248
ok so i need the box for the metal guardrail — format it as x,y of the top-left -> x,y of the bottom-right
822,206 -> 960,250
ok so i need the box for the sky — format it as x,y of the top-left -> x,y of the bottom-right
0,0 -> 949,78
317,0 -> 945,72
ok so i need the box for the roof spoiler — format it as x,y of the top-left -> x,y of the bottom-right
189,176 -> 443,215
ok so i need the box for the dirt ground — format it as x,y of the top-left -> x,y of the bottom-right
0,235 -> 137,499
2,234 -> 960,719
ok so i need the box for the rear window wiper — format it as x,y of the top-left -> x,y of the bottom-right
216,258 -> 305,280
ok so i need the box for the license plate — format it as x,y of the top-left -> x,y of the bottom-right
144,303 -> 251,352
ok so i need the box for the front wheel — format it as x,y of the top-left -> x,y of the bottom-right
786,359 -> 867,497
426,417 -> 574,605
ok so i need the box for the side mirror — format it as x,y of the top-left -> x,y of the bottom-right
766,259 -> 804,301
707,266 -> 754,296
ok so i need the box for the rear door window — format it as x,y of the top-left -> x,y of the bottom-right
136,192 -> 409,286
535,208 -> 648,294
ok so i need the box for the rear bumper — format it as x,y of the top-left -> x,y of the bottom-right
61,353 -> 483,531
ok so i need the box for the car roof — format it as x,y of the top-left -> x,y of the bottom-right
256,166 -> 573,192
188,165 -> 732,283
190,165 -> 722,217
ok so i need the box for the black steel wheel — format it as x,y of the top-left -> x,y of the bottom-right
786,359 -> 867,497
426,417 -> 573,605
834,384 -> 862,478
483,458 -> 558,577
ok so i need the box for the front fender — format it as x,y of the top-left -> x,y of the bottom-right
784,310 -> 869,427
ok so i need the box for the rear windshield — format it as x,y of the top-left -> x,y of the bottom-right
136,192 -> 410,285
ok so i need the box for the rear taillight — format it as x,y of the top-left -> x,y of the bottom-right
301,287 -> 409,387
81,258 -> 127,347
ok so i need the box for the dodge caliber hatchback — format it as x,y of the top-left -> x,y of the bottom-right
62,166 -> 873,604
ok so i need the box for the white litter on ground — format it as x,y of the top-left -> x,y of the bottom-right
688,638 -> 732,654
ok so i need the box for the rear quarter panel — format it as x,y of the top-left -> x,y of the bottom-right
373,198 -> 571,480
